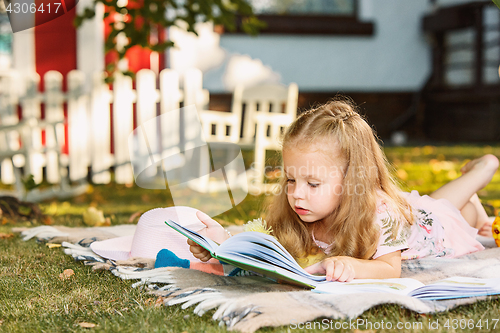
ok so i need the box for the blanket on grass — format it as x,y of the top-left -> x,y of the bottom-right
13,225 -> 500,333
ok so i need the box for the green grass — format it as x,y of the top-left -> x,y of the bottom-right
2,145 -> 500,332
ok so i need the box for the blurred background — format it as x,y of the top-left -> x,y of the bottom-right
0,0 -> 499,225
2,0 -> 500,142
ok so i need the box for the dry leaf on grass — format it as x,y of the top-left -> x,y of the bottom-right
128,211 -> 143,223
78,322 -> 96,328
144,296 -> 164,308
154,296 -> 164,307
42,216 -> 53,225
82,207 -> 110,226
0,233 -> 14,239
59,269 -> 75,280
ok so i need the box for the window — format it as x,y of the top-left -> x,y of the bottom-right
444,28 -> 475,86
250,0 -> 356,16
424,2 -> 500,88
482,5 -> 500,85
227,0 -> 373,36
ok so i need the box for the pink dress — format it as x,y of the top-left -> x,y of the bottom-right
372,190 -> 484,260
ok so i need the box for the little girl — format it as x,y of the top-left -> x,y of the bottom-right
189,98 -> 498,282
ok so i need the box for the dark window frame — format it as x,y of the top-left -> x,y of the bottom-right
423,1 -> 499,89
219,1 -> 374,36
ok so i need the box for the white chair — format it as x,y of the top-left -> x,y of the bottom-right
250,110 -> 296,193
199,109 -> 241,144
231,83 -> 298,192
232,83 -> 298,147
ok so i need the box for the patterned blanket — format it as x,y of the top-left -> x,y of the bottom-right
13,225 -> 500,333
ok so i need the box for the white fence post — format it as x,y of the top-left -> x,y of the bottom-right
90,72 -> 112,184
112,74 -> 135,184
0,71 -> 21,184
159,69 -> 184,175
68,70 -> 90,181
0,68 -> 222,193
20,72 -> 43,184
44,71 -> 65,184
135,69 -> 160,180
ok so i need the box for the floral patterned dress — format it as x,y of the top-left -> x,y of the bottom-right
373,190 -> 484,260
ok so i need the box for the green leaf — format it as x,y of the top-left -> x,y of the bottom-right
493,0 -> 500,9
22,174 -> 38,192
18,205 -> 32,216
74,0 -> 263,78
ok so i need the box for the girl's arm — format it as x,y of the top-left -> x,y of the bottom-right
304,251 -> 402,282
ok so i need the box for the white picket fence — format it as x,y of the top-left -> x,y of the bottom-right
0,68 -> 209,199
0,68 -> 298,200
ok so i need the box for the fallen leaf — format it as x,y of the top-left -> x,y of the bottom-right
128,211 -> 143,224
103,217 -> 111,226
0,233 -> 14,239
46,243 -> 61,249
144,298 -> 154,306
59,269 -> 75,280
42,216 -> 53,225
82,207 -> 106,226
78,322 -> 96,328
154,296 -> 164,308
0,319 -> 3,325
17,205 -> 32,216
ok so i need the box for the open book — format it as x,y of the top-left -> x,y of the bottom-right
165,219 -> 500,300
165,219 -> 326,288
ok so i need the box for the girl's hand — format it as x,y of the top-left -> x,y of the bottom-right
188,211 -> 230,262
188,238 -> 212,262
304,256 -> 356,282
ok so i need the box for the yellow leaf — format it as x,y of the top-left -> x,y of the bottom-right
46,243 -> 61,249
78,322 -> 96,328
0,233 -> 14,239
82,207 -> 106,226
59,269 -> 75,280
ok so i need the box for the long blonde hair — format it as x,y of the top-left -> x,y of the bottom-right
265,97 -> 413,260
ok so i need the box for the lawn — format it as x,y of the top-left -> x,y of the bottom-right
1,145 -> 500,332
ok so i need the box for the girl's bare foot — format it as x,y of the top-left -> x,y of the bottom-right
477,220 -> 493,237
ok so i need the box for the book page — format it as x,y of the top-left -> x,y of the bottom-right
313,278 -> 425,296
409,276 -> 500,300
219,232 -> 324,280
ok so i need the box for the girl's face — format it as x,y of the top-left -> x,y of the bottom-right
283,142 -> 347,224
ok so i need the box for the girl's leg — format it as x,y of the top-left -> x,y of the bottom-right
429,154 -> 498,235
468,193 -> 495,236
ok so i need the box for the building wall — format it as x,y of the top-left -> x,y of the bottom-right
199,0 -> 433,93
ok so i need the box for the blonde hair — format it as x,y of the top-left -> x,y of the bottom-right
265,97 -> 413,260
